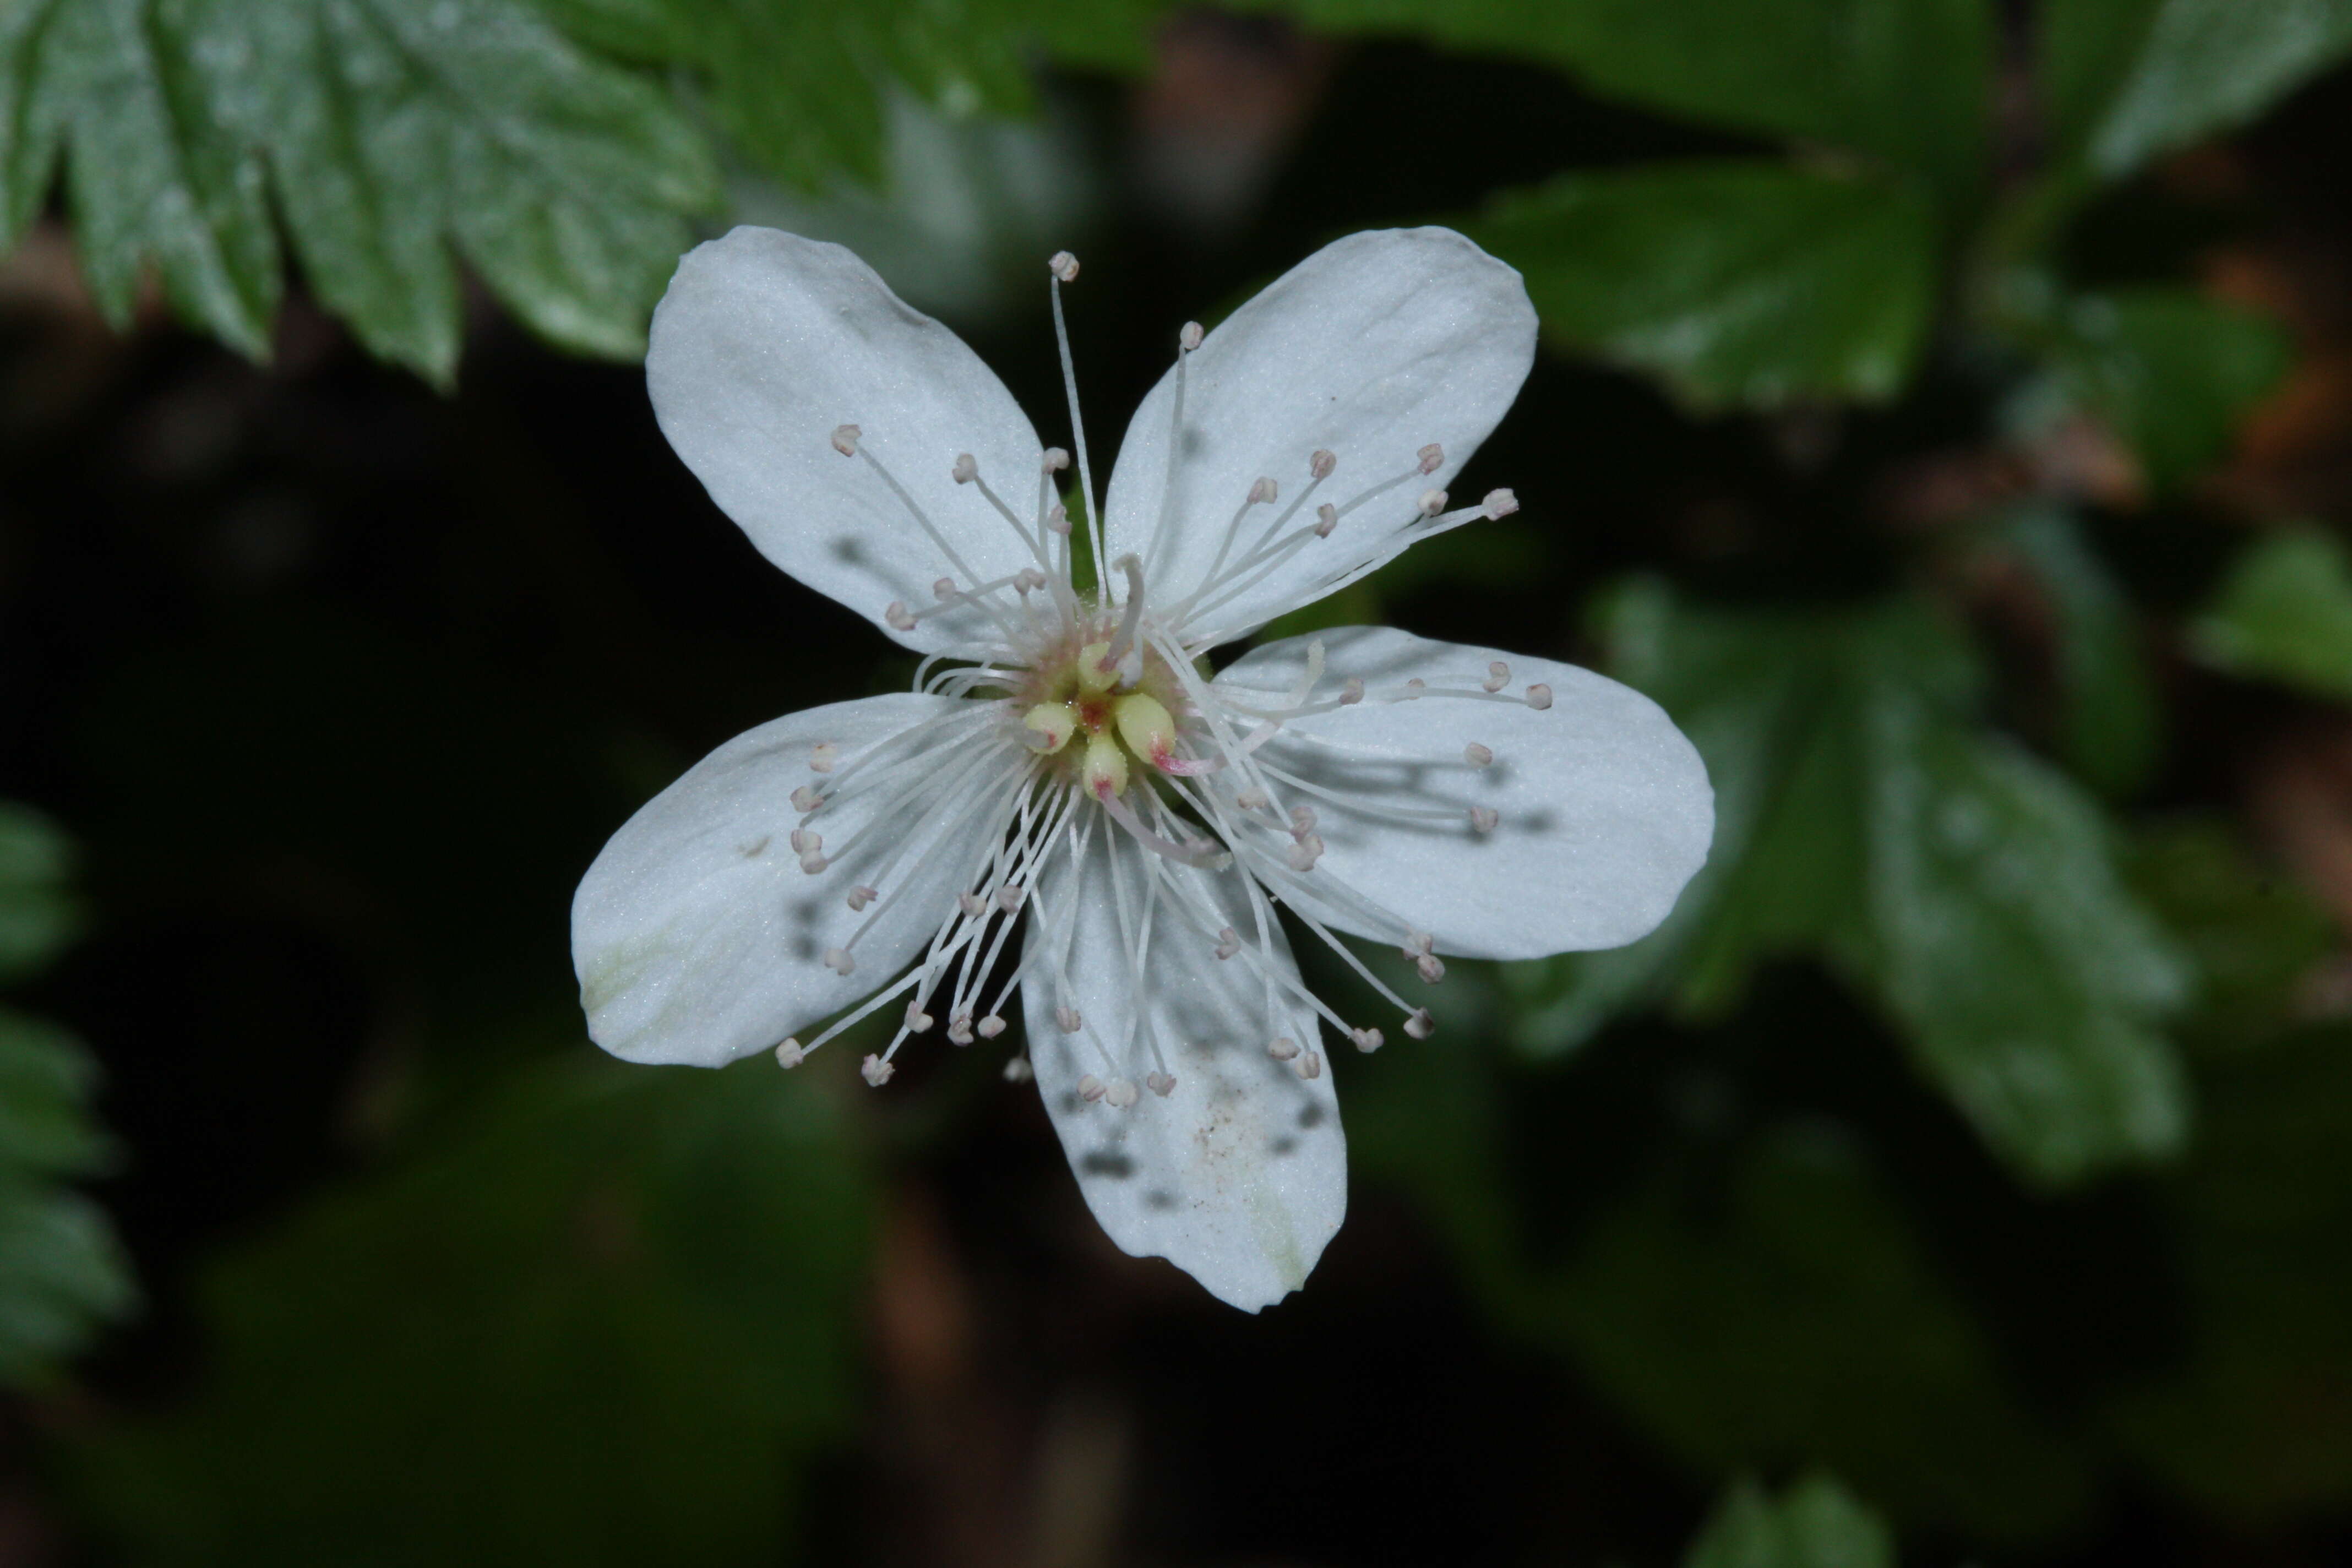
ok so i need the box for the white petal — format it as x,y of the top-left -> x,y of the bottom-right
1021,819 -> 1344,1311
1104,228 -> 1536,641
574,693 -> 997,1065
1215,627 -> 1713,960
648,227 -> 1049,652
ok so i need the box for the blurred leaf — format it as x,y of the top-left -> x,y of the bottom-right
0,0 -> 718,380
2105,1026 -> 2352,1520
1559,1126 -> 2090,1538
532,0 -> 1160,189
2125,818 -> 2335,1051
1990,505 -> 2160,797
0,1007 -> 133,1387
0,801 -> 82,986
2188,529 -> 2352,699
1859,684 -> 2191,1183
2043,287 -> 2290,494
1515,582 -> 2191,1186
1268,0 -> 1993,200
1686,1474 -> 1896,1568
74,1054 -> 873,1565
2043,0 -> 2352,182
1472,162 -> 1938,410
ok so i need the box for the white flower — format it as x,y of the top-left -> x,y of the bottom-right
571,226 -> 1714,1311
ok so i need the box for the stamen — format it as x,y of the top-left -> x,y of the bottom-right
1294,1050 -> 1323,1081
1469,807 -> 1498,834
951,453 -> 978,484
1003,1055 -> 1032,1081
1104,1079 -> 1140,1109
810,743 -> 839,773
831,424 -> 861,456
824,947 -> 856,976
861,1054 -> 895,1086
1077,1074 -> 1107,1102
978,1015 -> 1006,1038
1056,1006 -> 1082,1033
1146,1071 -> 1178,1096
1483,488 -> 1518,519
847,885 -> 878,911
1047,252 -> 1104,582
1526,684 -> 1554,710
1310,449 -> 1336,480
1483,661 -> 1510,693
1418,443 -> 1444,474
904,1001 -> 934,1033
1351,1027 -> 1384,1053
1417,489 -> 1447,517
1267,1037 -> 1300,1061
1404,1008 -> 1435,1039
776,1039 -> 806,1068
1464,743 -> 1494,766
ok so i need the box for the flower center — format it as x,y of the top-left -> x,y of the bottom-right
1015,618 -> 1193,799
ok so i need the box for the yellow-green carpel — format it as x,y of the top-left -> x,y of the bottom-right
1024,701 -> 1078,753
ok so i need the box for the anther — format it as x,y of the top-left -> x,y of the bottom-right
1402,932 -> 1435,960
933,576 -> 956,602
959,892 -> 986,917
1077,1074 -> 1107,1103
1340,678 -> 1364,704
830,424 -> 861,456
1267,1037 -> 1300,1061
948,1011 -> 974,1046
1526,683 -> 1554,710
905,1001 -> 934,1033
1464,743 -> 1494,767
1469,807 -> 1499,834
1055,1006 -> 1082,1034
861,1054 -> 895,1086
1415,951 -> 1445,984
1179,321 -> 1204,351
952,453 -> 978,484
799,848 -> 827,874
886,601 -> 916,631
823,947 -> 856,976
1287,834 -> 1325,872
1248,476 -> 1278,505
1404,1008 -> 1435,1040
1289,805 -> 1317,837
1405,678 -> 1427,694
1418,488 -> 1448,518
1310,449 -> 1336,480
776,1038 -> 806,1069
997,885 -> 1026,912
977,1015 -> 1006,1038
1235,788 -> 1269,811
1483,488 -> 1518,519
1105,1078 -> 1140,1109
810,742 -> 839,773
1294,1050 -> 1324,1081
847,885 -> 878,911
1049,251 -> 1079,282
1003,1055 -> 1032,1082
790,829 -> 814,854
1043,447 -> 1069,472
1046,503 -> 1071,536
1315,504 -> 1338,538
1146,1071 -> 1178,1097
1418,443 -> 1445,474
791,785 -> 823,812
1214,927 -> 1241,960
1484,661 -> 1510,693
1351,1027 -> 1384,1053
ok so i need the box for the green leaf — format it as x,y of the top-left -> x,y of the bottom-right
1,0 -> 718,381
1472,162 -> 1940,410
532,0 -> 1161,189
1686,1474 -> 1896,1568
2188,529 -> 2352,699
1511,582 -> 2191,1185
2043,0 -> 2352,182
72,1054 -> 873,1565
0,1008 -> 135,1387
1561,1127 -> 2090,1538
1988,505 -> 2160,798
0,801 -> 82,986
2105,1027 -> 2352,1520
1858,683 -> 2191,1183
1267,1 -> 1994,200
2043,287 -> 2290,494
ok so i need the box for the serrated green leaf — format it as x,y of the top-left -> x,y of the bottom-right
2044,287 -> 2290,494
1560,1127 -> 2090,1538
1472,162 -> 1939,411
0,1008 -> 134,1387
2043,0 -> 2352,182
1,0 -> 717,380
1513,582 -> 2190,1185
1686,1474 -> 1896,1568
71,1054 -> 873,1565
1859,685 -> 2192,1184
2188,529 -> 2352,700
1265,0 -> 1993,200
